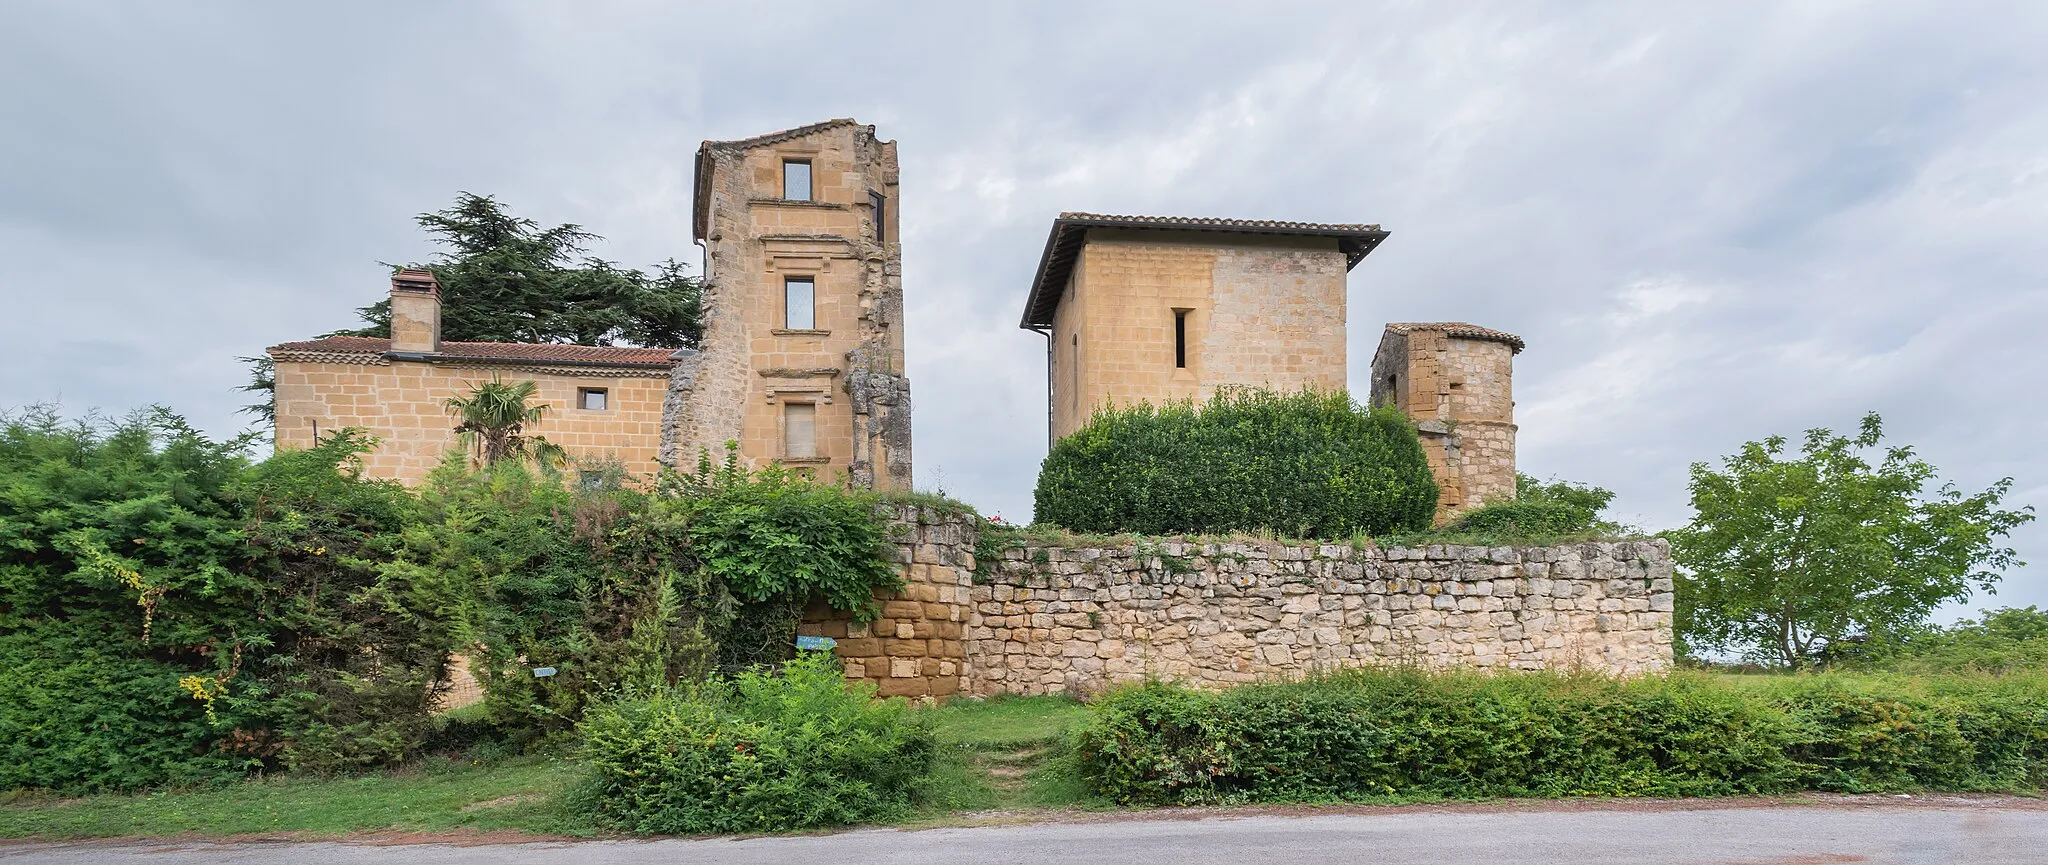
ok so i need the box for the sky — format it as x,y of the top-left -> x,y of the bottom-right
3,2 -> 2043,617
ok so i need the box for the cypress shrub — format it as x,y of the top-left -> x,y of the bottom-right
1033,388 -> 1437,537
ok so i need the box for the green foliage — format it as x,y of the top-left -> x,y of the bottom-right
442,376 -> 562,467
241,192 -> 703,427
1670,412 -> 2034,668
1074,669 -> 2048,805
1,406 -> 906,793
573,652 -> 937,834
0,408 -> 450,791
1444,473 -> 1620,540
352,193 -> 703,348
1847,607 -> 2048,675
1034,388 -> 1438,538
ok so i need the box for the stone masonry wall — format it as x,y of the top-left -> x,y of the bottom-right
798,506 -> 975,698
965,537 -> 1673,697
804,511 -> 1672,699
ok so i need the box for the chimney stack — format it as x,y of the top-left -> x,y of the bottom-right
388,268 -> 442,353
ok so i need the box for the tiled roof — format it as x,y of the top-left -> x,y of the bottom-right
1020,213 -> 1390,329
701,118 -> 860,152
1384,322 -> 1526,353
1058,212 -> 1383,234
267,336 -> 677,367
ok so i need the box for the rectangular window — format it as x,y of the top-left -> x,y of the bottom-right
1173,309 -> 1189,369
783,159 -> 812,201
578,387 -> 608,411
784,277 -> 815,330
784,403 -> 817,459
869,190 -> 885,244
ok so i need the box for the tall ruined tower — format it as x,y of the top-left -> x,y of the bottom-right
667,119 -> 912,488
1369,323 -> 1521,522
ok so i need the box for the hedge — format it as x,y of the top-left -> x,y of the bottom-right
1033,388 -> 1438,537
1074,669 -> 2048,804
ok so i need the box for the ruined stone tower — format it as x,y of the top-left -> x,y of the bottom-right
668,119 -> 912,488
1369,323 -> 1521,522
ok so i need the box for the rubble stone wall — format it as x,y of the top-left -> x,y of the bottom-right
804,511 -> 1674,699
963,536 -> 1673,697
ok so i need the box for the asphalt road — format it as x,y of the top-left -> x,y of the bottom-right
5,800 -> 2043,864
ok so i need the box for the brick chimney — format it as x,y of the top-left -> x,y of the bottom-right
388,268 -> 441,353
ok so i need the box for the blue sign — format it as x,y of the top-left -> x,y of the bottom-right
795,636 -> 838,651
532,666 -> 557,678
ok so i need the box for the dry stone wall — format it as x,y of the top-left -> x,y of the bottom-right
964,536 -> 1673,697
807,511 -> 1674,699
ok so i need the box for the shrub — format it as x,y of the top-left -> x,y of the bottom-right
1442,473 -> 1619,541
1033,388 -> 1437,538
1073,669 -> 2048,805
0,408 -> 448,790
574,652 -> 936,834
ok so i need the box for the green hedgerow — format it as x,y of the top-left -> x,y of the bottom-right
1034,388 -> 1437,538
572,652 -> 937,834
1073,668 -> 2048,805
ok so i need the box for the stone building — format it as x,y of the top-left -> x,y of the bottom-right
269,269 -> 677,484
1368,322 -> 1523,519
1019,214 -> 1389,442
268,119 -> 912,488
673,119 -> 912,489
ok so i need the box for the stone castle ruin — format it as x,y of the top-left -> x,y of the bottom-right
266,118 -> 1669,691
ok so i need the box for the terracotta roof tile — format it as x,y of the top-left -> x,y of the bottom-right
1384,322 -> 1526,353
267,336 -> 676,367
1021,213 -> 1390,329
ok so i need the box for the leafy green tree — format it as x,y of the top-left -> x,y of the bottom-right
443,376 -> 559,467
1670,412 -> 2034,668
242,192 -> 701,427
348,193 -> 702,347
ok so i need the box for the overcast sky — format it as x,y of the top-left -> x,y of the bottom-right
3,2 -> 2042,616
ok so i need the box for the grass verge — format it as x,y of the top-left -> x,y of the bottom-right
0,755 -> 583,840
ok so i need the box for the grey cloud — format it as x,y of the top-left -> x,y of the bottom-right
3,0 -> 2041,615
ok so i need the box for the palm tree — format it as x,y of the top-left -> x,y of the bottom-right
445,376 -> 560,466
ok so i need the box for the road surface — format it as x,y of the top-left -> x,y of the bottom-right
4,798 -> 2043,864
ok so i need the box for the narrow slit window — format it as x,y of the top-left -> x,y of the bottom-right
784,277 -> 815,330
869,190 -> 885,244
783,159 -> 812,201
1173,309 -> 1189,369
578,387 -> 608,411
784,403 -> 817,459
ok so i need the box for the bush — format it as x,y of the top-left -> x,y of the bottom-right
1442,473 -> 1619,541
0,408 -> 449,790
1073,669 -> 2048,805
1853,607 -> 2048,675
1033,388 -> 1437,538
574,652 -> 937,834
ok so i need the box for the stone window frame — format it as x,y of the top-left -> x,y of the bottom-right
575,386 -> 610,412
781,156 -> 813,202
782,275 -> 817,331
777,398 -> 829,464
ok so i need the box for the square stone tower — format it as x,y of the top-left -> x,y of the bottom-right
1018,214 -> 1388,443
1369,323 -> 1522,522
671,119 -> 911,488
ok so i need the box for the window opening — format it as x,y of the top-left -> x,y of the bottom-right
784,402 -> 817,459
783,160 -> 812,201
1173,308 -> 1190,369
784,277 -> 815,330
578,387 -> 608,411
